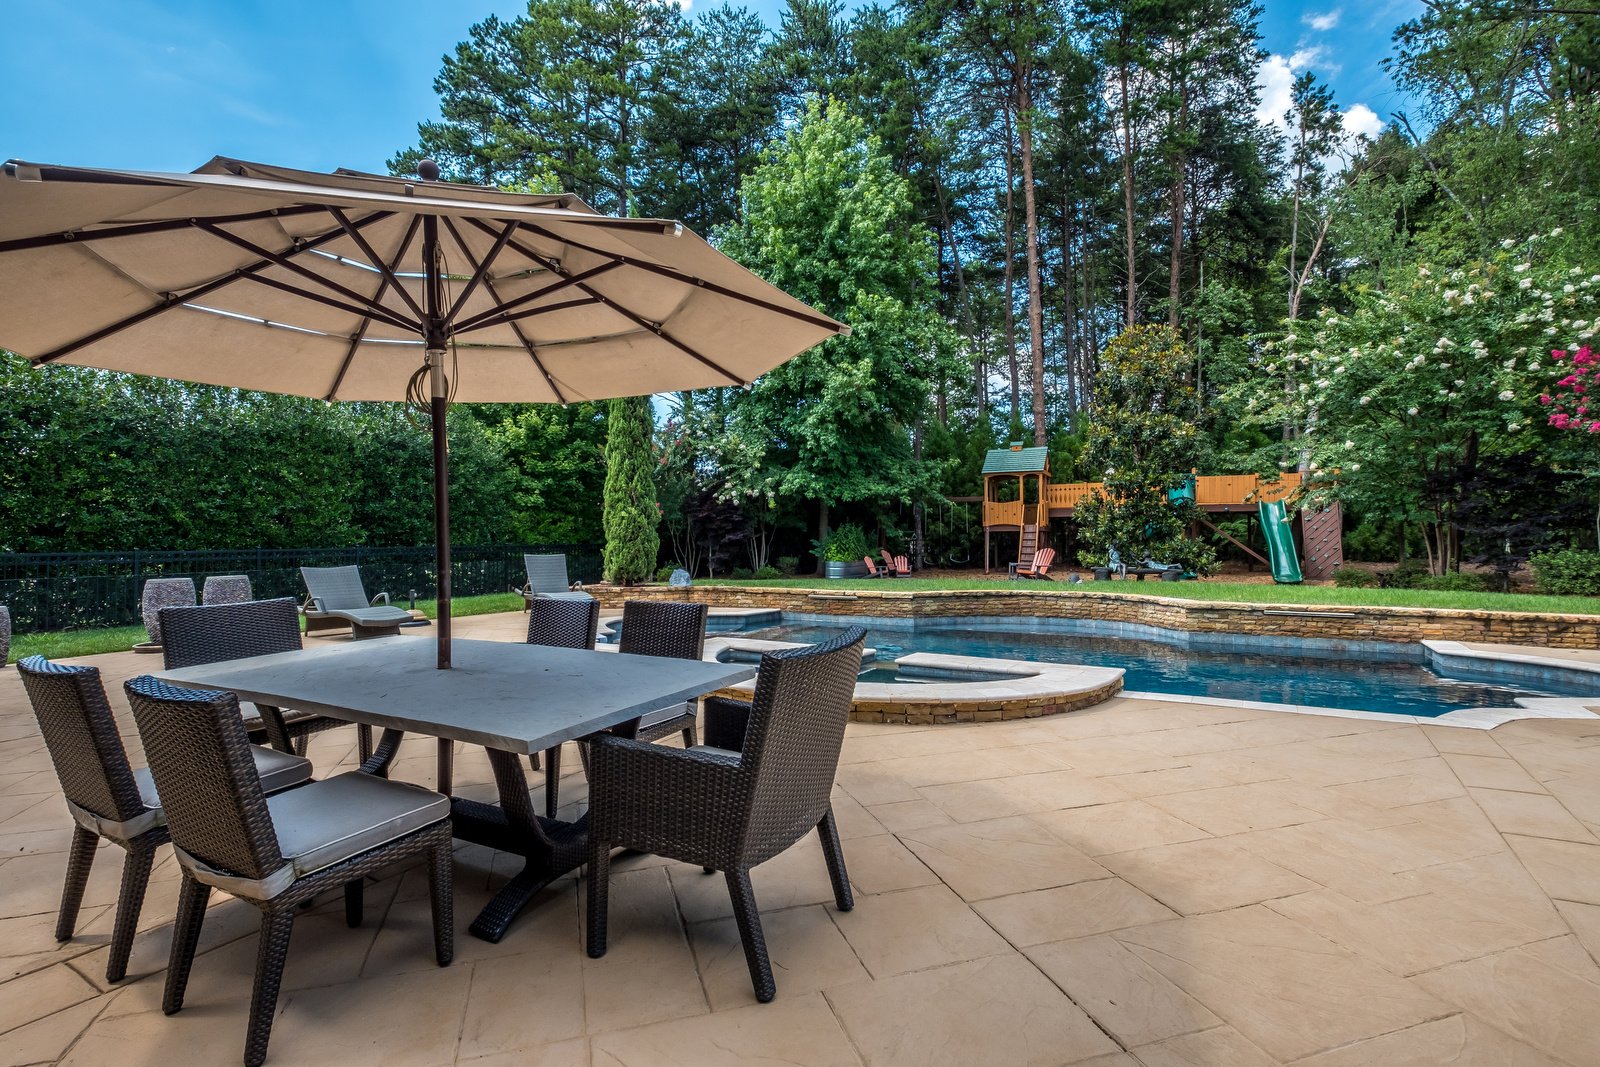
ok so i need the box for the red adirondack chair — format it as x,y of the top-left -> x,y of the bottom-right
862,556 -> 889,578
892,554 -> 912,576
1013,547 -> 1056,580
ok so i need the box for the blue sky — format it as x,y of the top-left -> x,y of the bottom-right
2,1 -> 1420,175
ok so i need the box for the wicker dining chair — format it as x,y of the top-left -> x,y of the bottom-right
16,656 -> 312,983
586,626 -> 866,1002
617,600 -> 709,746
124,676 -> 453,1067
524,596 -> 601,818
160,598 -> 371,761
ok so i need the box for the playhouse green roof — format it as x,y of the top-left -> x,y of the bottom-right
981,445 -> 1050,475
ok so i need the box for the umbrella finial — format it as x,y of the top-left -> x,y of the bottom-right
417,159 -> 441,182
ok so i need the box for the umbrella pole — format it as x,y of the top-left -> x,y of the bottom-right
431,363 -> 451,670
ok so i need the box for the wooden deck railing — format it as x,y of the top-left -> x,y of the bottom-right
984,473 -> 1302,526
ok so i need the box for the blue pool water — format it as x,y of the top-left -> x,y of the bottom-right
741,621 -> 1590,718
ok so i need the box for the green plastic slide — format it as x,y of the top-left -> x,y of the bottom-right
1258,499 -> 1302,584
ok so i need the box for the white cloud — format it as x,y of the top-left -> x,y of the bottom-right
1303,9 -> 1341,31
1342,103 -> 1383,141
1256,54 -> 1297,128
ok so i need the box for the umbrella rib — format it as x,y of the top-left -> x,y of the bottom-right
29,209 -> 395,365
0,204 -> 329,255
441,220 -> 517,329
449,260 -> 622,334
492,296 -> 603,327
193,220 -> 418,333
463,217 -> 746,386
440,216 -> 567,404
235,272 -> 417,332
518,222 -> 847,334
326,206 -> 427,323
325,215 -> 423,402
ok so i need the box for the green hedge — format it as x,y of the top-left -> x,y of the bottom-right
1531,550 -> 1600,596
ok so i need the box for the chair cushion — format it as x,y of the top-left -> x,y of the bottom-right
267,773 -> 448,881
637,701 -> 694,731
240,703 -> 326,732
530,591 -> 595,602
326,606 -> 414,626
133,745 -> 311,805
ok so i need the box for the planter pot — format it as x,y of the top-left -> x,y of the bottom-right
141,577 -> 196,646
202,574 -> 253,605
1091,567 -> 1112,582
824,561 -> 870,579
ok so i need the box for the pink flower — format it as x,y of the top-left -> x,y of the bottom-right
1541,394 -> 1554,405
1552,413 -> 1571,428
1554,349 -> 1569,361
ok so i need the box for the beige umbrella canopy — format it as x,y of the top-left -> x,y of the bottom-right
0,157 -> 847,666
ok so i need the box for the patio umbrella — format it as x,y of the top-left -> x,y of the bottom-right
0,157 -> 847,667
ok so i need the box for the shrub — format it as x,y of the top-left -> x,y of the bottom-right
1530,549 -> 1600,596
815,523 -> 873,562
776,555 -> 800,576
655,564 -> 681,584
729,567 -> 754,580
1332,566 -> 1377,587
753,565 -> 781,580
1387,558 -> 1430,589
1418,571 -> 1488,592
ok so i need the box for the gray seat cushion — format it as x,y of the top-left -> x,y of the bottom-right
134,745 -> 312,805
325,606 -> 413,626
267,773 -> 449,880
529,591 -> 595,602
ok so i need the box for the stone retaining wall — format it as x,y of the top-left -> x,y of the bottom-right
592,585 -> 1600,648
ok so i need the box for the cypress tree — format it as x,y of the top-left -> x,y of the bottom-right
601,394 -> 660,583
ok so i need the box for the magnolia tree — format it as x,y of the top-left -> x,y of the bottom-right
1238,235 -> 1600,574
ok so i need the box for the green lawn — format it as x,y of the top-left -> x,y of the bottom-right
700,577 -> 1600,615
7,592 -> 527,663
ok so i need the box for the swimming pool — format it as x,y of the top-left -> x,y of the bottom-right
739,620 -> 1590,718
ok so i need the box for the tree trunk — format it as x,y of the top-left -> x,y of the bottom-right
1001,108 -> 1021,416
1018,76 -> 1048,447
1117,45 -> 1138,326
815,500 -> 831,576
1168,150 -> 1184,327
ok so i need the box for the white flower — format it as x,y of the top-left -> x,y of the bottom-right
1455,379 -> 1466,387
1520,278 -> 1534,290
1351,463 -> 1361,471
1514,263 -> 1530,273
1407,407 -> 1419,416
1509,422 -> 1523,432
1297,383 -> 1308,393
1359,396 -> 1371,406
1552,227 -> 1565,237
1443,289 -> 1459,300
1502,238 -> 1517,249
1344,440 -> 1355,450
1316,378 -> 1331,389
1499,390 -> 1515,401
1565,284 -> 1576,294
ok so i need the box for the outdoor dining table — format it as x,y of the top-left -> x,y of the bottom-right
157,636 -> 756,942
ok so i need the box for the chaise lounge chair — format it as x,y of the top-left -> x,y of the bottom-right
519,553 -> 595,608
300,565 -> 413,638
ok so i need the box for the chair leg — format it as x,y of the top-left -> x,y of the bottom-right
357,723 -> 374,762
429,841 -> 454,966
681,721 -> 698,748
724,868 -> 776,1002
816,806 -> 854,912
244,908 -> 295,1067
56,825 -> 98,942
106,839 -> 158,982
163,874 -> 211,1015
343,880 -> 364,928
585,840 -> 611,959
543,744 -> 562,820
292,732 -> 309,758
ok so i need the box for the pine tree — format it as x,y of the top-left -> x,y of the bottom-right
601,395 -> 660,583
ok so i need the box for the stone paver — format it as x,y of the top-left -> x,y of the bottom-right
3,611 -> 1600,1066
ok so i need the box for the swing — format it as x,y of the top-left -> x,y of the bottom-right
944,500 -> 973,565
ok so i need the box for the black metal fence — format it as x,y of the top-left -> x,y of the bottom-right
0,543 -> 604,633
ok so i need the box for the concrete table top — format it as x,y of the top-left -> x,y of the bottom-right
157,637 -> 756,754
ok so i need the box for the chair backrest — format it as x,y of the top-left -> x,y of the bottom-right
894,554 -> 910,572
160,598 -> 303,670
124,676 -> 285,882
880,549 -> 895,566
524,554 -> 573,595
1032,548 -> 1055,572
618,600 -> 707,660
737,627 -> 866,852
300,565 -> 371,611
17,657 -> 148,826
862,556 -> 880,575
526,596 -> 600,650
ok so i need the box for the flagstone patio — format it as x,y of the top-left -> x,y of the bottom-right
3,612 -> 1600,1066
